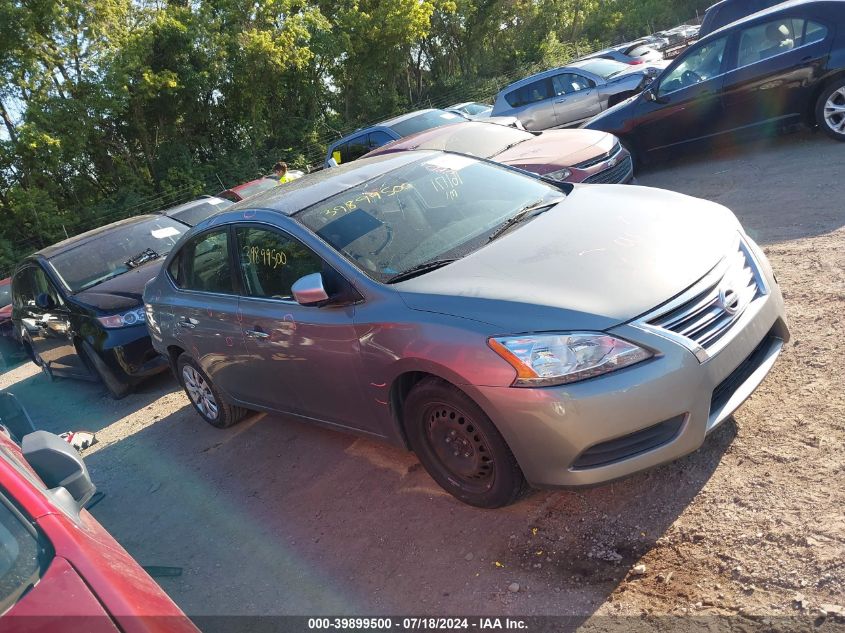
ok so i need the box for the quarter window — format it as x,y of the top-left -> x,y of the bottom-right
236,227 -> 324,301
173,229 -> 233,293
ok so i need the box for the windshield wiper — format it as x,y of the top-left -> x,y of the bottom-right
487,197 -> 566,243
386,259 -> 458,284
124,248 -> 160,269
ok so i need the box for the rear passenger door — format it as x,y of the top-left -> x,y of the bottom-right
721,16 -> 831,133
551,72 -> 601,126
167,227 -> 246,398
507,78 -> 557,130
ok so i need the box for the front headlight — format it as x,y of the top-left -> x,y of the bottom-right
488,332 -> 652,387
97,307 -> 146,329
544,168 -> 572,182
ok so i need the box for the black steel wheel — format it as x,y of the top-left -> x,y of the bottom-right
404,377 -> 526,508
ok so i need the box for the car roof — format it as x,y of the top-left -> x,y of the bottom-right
229,151 -> 440,217
32,214 -> 165,260
703,0 -> 842,39
160,196 -> 229,215
330,109 -> 441,148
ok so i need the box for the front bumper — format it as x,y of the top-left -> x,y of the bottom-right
467,260 -> 789,488
97,327 -> 169,384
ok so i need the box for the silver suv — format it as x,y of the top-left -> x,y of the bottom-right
491,58 -> 662,130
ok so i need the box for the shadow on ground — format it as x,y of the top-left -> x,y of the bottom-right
82,399 -> 737,623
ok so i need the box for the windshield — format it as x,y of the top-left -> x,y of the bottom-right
0,284 -> 10,309
415,123 -> 533,157
576,58 -> 631,79
462,103 -> 492,115
297,154 -> 563,283
48,217 -> 187,292
389,111 -> 465,138
235,178 -> 281,199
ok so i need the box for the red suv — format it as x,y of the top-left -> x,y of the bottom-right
0,416 -> 198,632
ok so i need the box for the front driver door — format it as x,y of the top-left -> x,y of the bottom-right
636,35 -> 730,153
24,265 -> 88,377
552,72 -> 601,126
234,224 -> 372,432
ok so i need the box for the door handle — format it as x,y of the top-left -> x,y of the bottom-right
177,318 -> 197,329
245,329 -> 270,340
555,98 -> 567,104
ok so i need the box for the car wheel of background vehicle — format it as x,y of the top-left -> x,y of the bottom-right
80,340 -> 131,400
403,377 -> 526,508
177,354 -> 246,428
816,79 -> 845,141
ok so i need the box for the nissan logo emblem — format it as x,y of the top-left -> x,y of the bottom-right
719,287 -> 741,315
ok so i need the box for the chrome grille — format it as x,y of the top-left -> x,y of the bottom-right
583,155 -> 633,184
575,142 -> 621,169
645,239 -> 765,356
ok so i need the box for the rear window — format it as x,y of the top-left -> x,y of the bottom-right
233,179 -> 280,200
388,111 -> 464,138
169,200 -> 231,227
414,123 -> 534,157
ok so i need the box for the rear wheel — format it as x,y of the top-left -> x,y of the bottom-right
80,340 -> 130,399
177,354 -> 247,428
404,377 -> 526,508
816,79 -> 845,141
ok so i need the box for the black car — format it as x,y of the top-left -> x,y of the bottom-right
699,0 -> 788,37
583,0 -> 845,159
11,215 -> 187,398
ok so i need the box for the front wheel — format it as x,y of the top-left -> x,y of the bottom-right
816,79 -> 845,141
403,377 -> 526,508
177,354 -> 247,428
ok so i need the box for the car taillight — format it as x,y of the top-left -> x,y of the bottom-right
629,59 -> 644,65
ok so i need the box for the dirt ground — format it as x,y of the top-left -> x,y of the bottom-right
1,127 -> 843,627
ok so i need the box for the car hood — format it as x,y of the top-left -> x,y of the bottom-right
397,185 -> 741,332
495,129 -> 614,174
73,260 -> 166,312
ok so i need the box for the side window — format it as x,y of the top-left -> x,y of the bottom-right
175,229 -> 233,293
368,131 -> 394,150
659,36 -> 728,95
506,79 -> 553,107
0,496 -> 42,613
737,19 -> 803,68
802,20 -> 828,46
331,143 -> 347,165
30,267 -> 61,306
345,135 -> 370,162
236,227 -> 324,302
552,73 -> 595,96
11,269 -> 34,308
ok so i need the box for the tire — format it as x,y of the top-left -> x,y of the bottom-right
403,377 -> 526,508
80,340 -> 131,400
815,78 -> 845,141
177,353 -> 247,428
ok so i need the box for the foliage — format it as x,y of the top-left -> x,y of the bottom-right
0,0 -> 709,273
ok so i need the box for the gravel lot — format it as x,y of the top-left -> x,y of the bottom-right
1,128 -> 843,626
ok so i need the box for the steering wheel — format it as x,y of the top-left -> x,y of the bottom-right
681,69 -> 703,86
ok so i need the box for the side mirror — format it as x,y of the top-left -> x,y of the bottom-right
291,273 -> 330,306
22,431 -> 96,507
35,293 -> 56,310
644,86 -> 658,102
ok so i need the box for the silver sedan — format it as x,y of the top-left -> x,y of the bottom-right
144,151 -> 788,507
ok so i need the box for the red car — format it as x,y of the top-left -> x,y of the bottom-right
217,177 -> 281,202
364,120 -> 633,185
0,421 -> 198,632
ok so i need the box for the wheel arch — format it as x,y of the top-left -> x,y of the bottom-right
807,70 -> 845,125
